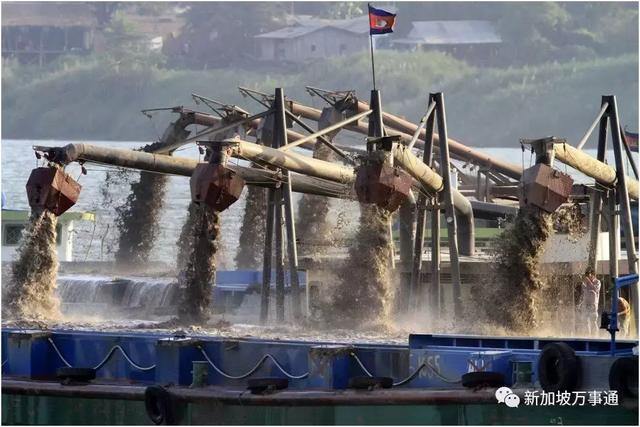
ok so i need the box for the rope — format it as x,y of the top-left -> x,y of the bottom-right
197,346 -> 308,380
349,352 -> 461,386
48,338 -> 72,367
349,352 -> 374,377
48,338 -> 156,371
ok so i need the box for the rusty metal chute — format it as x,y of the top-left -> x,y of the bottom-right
26,167 -> 81,216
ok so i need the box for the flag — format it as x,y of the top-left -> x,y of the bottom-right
368,4 -> 396,35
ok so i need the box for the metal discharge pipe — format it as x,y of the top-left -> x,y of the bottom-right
553,143 -> 639,200
288,101 -> 522,180
234,140 -> 356,184
34,144 -> 353,199
392,144 -> 474,256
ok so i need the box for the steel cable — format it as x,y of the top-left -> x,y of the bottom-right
47,338 -> 156,371
197,346 -> 309,380
349,353 -> 461,386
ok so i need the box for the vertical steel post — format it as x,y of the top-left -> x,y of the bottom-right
399,196 -> 415,310
410,94 -> 437,312
434,92 -> 463,319
274,189 -> 286,322
369,90 -> 384,138
283,173 -> 302,320
587,100 -> 608,273
608,191 -> 620,288
274,88 -> 288,322
432,201 -> 442,315
607,96 -> 639,331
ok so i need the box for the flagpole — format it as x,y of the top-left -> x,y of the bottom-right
369,32 -> 376,90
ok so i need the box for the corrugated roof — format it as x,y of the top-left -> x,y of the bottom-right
2,2 -> 97,27
255,15 -> 368,40
394,20 -> 501,45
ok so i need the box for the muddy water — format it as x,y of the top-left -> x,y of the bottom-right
4,208 -> 61,320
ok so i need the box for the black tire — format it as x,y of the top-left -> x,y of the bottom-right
247,377 -> 289,394
609,357 -> 638,399
348,376 -> 393,390
461,371 -> 506,389
538,342 -> 580,392
145,385 -> 177,425
56,367 -> 96,383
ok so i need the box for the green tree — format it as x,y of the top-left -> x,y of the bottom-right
176,2 -> 289,69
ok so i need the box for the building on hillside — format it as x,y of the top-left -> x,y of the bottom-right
392,20 -> 502,65
123,11 -> 185,53
254,15 -> 371,63
1,2 -> 97,66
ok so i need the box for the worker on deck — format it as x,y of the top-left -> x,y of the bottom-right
577,267 -> 601,336
617,296 -> 631,337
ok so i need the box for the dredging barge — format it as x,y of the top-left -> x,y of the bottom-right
2,87 -> 638,425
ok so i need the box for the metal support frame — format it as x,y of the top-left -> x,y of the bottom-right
607,96 -> 639,332
279,110 -> 371,152
587,98 -> 609,273
410,93 -> 437,314
434,92 -> 463,319
282,110 -> 354,164
576,102 -> 609,150
605,274 -> 639,355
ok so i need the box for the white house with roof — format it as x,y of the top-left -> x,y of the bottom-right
393,20 -> 502,64
254,15 -> 370,63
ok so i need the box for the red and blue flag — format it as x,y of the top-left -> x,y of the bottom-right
368,4 -> 396,35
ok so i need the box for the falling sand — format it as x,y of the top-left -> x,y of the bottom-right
471,204 -> 587,335
114,171 -> 168,269
328,204 -> 395,328
235,185 -> 266,269
296,144 -> 337,257
176,202 -> 221,324
4,208 -> 61,320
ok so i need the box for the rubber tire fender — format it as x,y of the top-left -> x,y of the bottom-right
348,376 -> 393,389
609,357 -> 638,399
144,385 -> 177,425
461,371 -> 506,389
56,367 -> 96,383
247,377 -> 289,394
538,342 -> 580,392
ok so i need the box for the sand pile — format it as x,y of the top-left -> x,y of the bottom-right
4,208 -> 61,320
176,202 -> 220,324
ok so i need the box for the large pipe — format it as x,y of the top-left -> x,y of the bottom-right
553,143 -> 638,200
288,101 -> 522,180
392,144 -> 474,256
34,143 -> 353,199
234,140 -> 356,184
